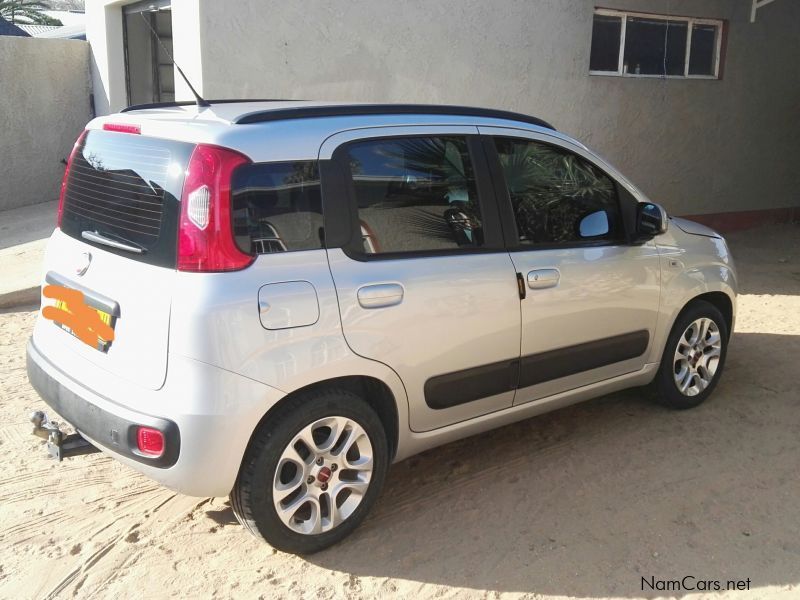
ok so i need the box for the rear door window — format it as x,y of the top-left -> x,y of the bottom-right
60,130 -> 194,268
342,136 -> 484,255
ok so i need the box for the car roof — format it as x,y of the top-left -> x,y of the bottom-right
86,99 -> 649,202
117,100 -> 555,129
87,100 -> 589,164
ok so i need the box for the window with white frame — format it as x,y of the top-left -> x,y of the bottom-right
590,9 -> 724,78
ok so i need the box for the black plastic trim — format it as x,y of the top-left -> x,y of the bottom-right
423,330 -> 650,409
618,183 -> 644,244
319,158 -> 353,249
234,104 -> 556,130
45,271 -> 121,317
26,341 -> 180,468
481,136 -> 520,248
425,359 -> 519,410
518,330 -> 650,389
121,98 -> 301,113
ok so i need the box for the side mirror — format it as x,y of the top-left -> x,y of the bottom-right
636,202 -> 668,239
578,210 -> 610,238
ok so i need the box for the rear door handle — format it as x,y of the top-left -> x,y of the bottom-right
357,283 -> 404,308
527,268 -> 560,290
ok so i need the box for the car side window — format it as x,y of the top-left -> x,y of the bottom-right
343,136 -> 484,255
231,161 -> 323,254
493,137 -> 624,247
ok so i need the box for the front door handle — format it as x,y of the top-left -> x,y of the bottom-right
527,268 -> 560,290
357,283 -> 404,308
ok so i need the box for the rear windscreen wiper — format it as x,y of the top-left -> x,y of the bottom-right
81,230 -> 145,254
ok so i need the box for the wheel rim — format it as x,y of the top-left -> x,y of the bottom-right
673,317 -> 722,397
272,416 -> 373,535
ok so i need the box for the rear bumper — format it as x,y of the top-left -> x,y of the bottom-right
27,346 -> 181,468
26,337 -> 285,497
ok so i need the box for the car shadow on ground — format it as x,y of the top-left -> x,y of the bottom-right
303,331 -> 800,597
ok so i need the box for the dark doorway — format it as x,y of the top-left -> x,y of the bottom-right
123,1 -> 174,105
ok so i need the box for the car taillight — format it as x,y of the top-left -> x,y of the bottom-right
136,427 -> 164,457
177,144 -> 254,272
57,130 -> 87,228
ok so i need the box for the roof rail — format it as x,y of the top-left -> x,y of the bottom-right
233,104 -> 556,130
120,99 -> 301,113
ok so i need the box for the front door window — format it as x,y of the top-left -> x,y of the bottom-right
493,137 -> 624,247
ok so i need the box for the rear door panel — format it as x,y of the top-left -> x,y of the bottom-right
320,126 -> 522,432
326,249 -> 520,432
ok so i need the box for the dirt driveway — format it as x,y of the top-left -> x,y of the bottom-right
1,225 -> 799,599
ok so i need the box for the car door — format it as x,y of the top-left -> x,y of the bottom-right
479,126 -> 661,405
320,126 -> 521,432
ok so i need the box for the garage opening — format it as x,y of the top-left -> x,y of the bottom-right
123,0 -> 174,105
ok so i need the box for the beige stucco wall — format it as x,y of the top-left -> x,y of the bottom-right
185,0 -> 799,217
0,37 -> 92,212
83,0 -> 799,217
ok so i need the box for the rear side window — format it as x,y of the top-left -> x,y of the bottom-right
343,136 -> 484,255
493,137 -> 623,247
231,162 -> 323,254
61,130 -> 194,268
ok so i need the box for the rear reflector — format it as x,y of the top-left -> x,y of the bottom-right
103,123 -> 141,134
136,427 -> 165,457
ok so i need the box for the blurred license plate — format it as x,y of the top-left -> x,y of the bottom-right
54,299 -> 115,352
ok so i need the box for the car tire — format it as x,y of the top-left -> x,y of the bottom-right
230,388 -> 388,554
652,300 -> 729,410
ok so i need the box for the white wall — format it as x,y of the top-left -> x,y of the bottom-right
85,0 -> 128,115
0,37 -> 92,211
171,0 -> 203,103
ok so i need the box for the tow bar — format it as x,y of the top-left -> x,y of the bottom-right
30,410 -> 100,461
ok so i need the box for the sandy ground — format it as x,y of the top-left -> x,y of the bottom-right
1,224 -> 799,600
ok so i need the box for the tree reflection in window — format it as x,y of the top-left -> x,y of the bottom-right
494,138 -> 619,245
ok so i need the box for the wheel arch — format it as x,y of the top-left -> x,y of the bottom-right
242,375 -> 400,467
680,291 -> 734,335
651,264 -> 737,366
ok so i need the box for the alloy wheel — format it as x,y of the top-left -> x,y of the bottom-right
673,317 -> 722,397
272,416 -> 373,535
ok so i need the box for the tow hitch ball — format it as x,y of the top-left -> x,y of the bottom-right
30,410 -> 99,461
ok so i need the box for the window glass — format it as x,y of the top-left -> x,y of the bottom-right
623,17 -> 687,76
590,10 -> 722,79
231,162 -> 323,254
688,24 -> 718,75
61,130 -> 193,268
590,14 -> 622,72
345,137 -> 483,254
493,138 -> 623,246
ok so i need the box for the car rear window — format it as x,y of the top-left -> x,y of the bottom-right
60,130 -> 194,268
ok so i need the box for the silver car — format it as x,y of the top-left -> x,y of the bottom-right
27,101 -> 737,554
